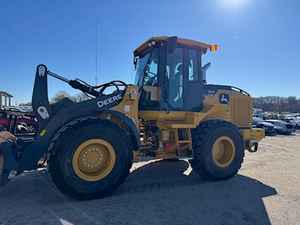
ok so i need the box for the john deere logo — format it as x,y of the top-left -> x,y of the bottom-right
97,94 -> 122,108
219,94 -> 230,104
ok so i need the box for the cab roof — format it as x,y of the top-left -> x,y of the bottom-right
134,36 -> 218,57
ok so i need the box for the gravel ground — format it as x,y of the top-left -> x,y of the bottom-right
0,132 -> 300,225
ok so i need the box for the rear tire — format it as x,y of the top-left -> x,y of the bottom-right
191,120 -> 245,180
49,120 -> 133,200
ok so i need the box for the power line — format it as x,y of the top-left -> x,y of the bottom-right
95,22 -> 99,85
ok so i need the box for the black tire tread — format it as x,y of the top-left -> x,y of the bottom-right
191,120 -> 245,180
49,120 -> 133,200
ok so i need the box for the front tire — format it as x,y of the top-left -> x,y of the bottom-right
49,120 -> 133,200
191,120 -> 245,180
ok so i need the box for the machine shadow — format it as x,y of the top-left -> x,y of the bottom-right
85,160 -> 277,225
0,160 -> 277,225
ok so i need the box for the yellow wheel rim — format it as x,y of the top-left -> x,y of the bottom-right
212,136 -> 236,168
72,139 -> 116,182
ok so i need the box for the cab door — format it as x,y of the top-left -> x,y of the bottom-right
138,47 -> 161,111
183,48 -> 204,112
164,46 -> 185,110
163,45 -> 205,112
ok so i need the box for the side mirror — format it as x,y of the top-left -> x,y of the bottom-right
167,36 -> 177,54
202,62 -> 211,83
133,57 -> 138,70
143,65 -> 150,74
202,62 -> 211,71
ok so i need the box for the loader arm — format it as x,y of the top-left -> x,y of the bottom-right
32,64 -> 127,130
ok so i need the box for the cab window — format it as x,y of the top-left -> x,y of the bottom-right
165,47 -> 184,108
136,47 -> 160,110
188,49 -> 199,81
142,48 -> 159,86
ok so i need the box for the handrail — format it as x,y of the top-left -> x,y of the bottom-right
230,86 -> 250,96
205,84 -> 250,96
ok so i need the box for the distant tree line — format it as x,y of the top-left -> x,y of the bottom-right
18,93 -> 300,113
50,91 -> 90,103
253,96 -> 300,113
18,91 -> 90,107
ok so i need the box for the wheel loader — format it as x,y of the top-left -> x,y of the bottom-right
0,36 -> 264,199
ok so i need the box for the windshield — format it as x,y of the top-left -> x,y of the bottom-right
134,53 -> 150,86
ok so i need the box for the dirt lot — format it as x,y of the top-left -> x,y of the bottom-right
0,133 -> 300,225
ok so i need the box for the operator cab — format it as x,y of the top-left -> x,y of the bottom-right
134,36 -> 217,112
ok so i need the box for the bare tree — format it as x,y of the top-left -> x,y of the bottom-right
253,96 -> 300,113
51,91 -> 74,103
74,93 -> 91,103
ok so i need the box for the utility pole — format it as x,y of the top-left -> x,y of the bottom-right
95,22 -> 99,85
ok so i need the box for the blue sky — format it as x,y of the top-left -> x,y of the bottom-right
0,0 -> 299,104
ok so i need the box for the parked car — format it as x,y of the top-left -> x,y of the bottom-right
282,118 -> 300,130
253,116 -> 264,124
295,119 -> 300,129
254,121 -> 277,136
265,119 -> 295,135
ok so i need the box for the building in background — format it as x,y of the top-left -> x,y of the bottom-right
0,91 -> 13,107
